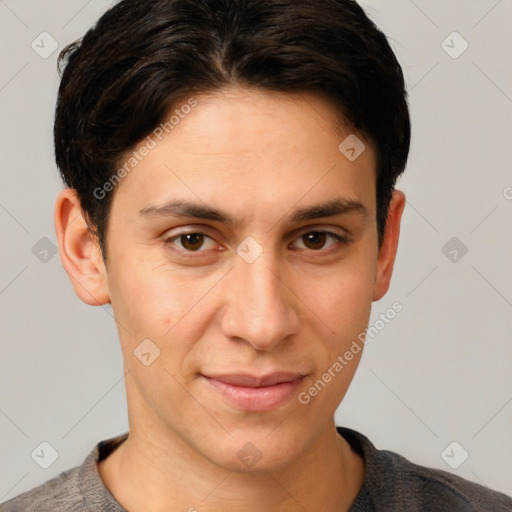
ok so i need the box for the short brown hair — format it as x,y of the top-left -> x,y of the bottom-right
54,0 -> 410,257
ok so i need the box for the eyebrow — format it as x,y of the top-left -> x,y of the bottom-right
137,197 -> 367,227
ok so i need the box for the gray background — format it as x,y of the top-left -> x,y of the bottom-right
1,0 -> 511,502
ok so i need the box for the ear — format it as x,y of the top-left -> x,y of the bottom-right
54,188 -> 110,306
372,189 -> 406,301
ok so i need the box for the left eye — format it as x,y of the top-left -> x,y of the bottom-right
292,231 -> 347,251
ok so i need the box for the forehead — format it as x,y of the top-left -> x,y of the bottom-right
167,87 -> 365,155
111,87 -> 377,220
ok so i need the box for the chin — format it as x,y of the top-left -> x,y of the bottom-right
198,426 -> 307,473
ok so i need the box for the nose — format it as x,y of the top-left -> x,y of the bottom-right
219,248 -> 300,351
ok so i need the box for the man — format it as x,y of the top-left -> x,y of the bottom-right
2,0 -> 510,510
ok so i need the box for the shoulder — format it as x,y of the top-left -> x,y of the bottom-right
0,433 -> 128,512
339,427 -> 512,511
0,465 -> 84,512
377,447 -> 511,511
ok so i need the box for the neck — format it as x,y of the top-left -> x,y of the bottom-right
98,391 -> 364,512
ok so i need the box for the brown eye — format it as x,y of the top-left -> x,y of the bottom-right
302,232 -> 327,250
179,233 -> 205,251
292,231 -> 348,252
165,232 -> 218,253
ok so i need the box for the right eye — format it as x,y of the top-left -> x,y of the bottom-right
164,232 -> 220,253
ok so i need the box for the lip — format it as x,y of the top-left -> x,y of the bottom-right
202,372 -> 305,412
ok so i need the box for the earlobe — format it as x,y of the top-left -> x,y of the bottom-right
372,189 -> 406,301
54,188 -> 110,306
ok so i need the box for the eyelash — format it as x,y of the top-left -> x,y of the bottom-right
164,230 -> 349,256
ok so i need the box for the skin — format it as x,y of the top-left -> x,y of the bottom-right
55,86 -> 405,512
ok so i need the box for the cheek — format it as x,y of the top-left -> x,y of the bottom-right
313,256 -> 376,344
109,269 -> 171,337
300,276 -> 371,412
107,252 -> 218,360
106,252 -> 171,347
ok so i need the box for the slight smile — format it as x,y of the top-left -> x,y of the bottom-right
201,372 -> 306,412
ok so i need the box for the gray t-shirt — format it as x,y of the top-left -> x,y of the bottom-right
1,427 -> 510,511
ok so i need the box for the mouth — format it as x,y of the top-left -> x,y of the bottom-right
201,372 -> 306,412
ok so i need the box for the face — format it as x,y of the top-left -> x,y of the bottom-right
87,87 -> 389,470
